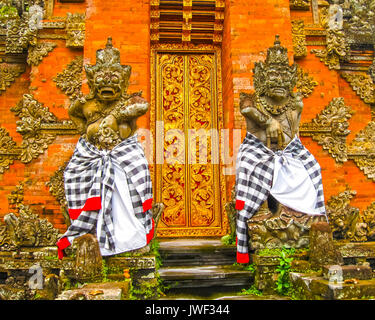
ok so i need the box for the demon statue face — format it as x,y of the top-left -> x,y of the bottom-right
240,35 -> 302,150
68,37 -> 149,150
84,38 -> 131,102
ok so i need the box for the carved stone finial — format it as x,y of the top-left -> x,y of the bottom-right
106,36 -> 113,48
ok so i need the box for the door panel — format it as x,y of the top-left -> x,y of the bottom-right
154,50 -> 226,237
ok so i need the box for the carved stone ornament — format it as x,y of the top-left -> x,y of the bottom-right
348,121 -> 375,182
311,1 -> 351,70
289,0 -> 311,10
5,14 -> 37,54
299,97 -> 354,163
65,12 -> 85,48
11,94 -> 58,163
291,20 -> 307,58
343,0 -> 375,44
0,63 -> 26,95
326,188 -> 360,240
1,204 -> 60,249
0,182 -> 60,251
53,55 -> 83,100
0,127 -> 18,174
295,65 -> 318,98
311,28 -> 350,70
326,188 -> 375,242
27,41 -> 57,66
368,58 -> 375,83
340,72 -> 375,105
46,162 -> 71,227
247,202 -> 326,250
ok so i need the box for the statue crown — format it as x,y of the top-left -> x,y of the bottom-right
264,35 -> 290,66
85,37 -> 131,77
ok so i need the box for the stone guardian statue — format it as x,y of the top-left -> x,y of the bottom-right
235,35 -> 328,263
56,38 -> 155,259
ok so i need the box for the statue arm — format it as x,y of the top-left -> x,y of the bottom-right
239,93 -> 271,128
241,106 -> 272,128
68,98 -> 87,135
111,96 -> 149,123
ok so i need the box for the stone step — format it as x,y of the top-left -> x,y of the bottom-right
322,265 -> 373,281
159,239 -> 236,267
55,281 -> 131,300
290,272 -> 375,300
159,265 -> 253,289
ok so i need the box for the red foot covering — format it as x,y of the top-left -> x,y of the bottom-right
235,236 -> 249,264
56,237 -> 70,260
57,199 -> 155,259
68,196 -> 101,220
235,199 -> 245,210
237,252 -> 249,264
142,198 -> 153,212
146,218 -> 155,244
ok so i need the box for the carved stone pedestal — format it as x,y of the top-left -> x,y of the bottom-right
309,222 -> 344,269
73,234 -> 102,282
247,204 -> 326,251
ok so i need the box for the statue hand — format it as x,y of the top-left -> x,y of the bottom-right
100,114 -> 118,132
266,118 -> 284,148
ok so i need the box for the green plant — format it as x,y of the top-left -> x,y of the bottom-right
232,262 -> 256,273
239,285 -> 263,296
101,258 -> 109,282
0,5 -> 17,19
149,239 -> 163,269
275,246 -> 294,295
221,233 -> 236,246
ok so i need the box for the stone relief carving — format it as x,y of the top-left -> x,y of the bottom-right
368,58 -> 375,83
10,94 -> 77,164
27,41 -> 57,66
0,127 -> 18,174
342,0 -> 375,44
295,65 -> 318,98
326,188 -> 360,240
299,97 -> 354,163
348,121 -> 375,182
65,13 -> 85,48
340,72 -> 375,104
0,181 -> 60,251
291,20 -> 307,58
11,94 -> 59,163
311,0 -> 350,70
248,204 -> 326,250
53,55 -> 83,100
289,0 -> 311,10
0,63 -> 25,95
326,188 -> 375,242
46,162 -> 70,227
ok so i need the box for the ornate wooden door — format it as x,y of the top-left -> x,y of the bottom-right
152,48 -> 227,237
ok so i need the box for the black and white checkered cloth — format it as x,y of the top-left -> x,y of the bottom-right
235,132 -> 326,263
57,134 -> 153,259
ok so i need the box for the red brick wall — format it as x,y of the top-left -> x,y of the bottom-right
0,0 -> 151,233
222,0 -> 294,198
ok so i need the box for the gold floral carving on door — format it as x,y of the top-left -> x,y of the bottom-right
152,49 -> 226,237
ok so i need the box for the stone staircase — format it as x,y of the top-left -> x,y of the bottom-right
158,239 -> 254,298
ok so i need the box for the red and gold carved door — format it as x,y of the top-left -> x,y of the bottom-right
152,47 -> 227,237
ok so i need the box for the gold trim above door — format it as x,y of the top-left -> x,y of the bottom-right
151,44 -> 227,237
